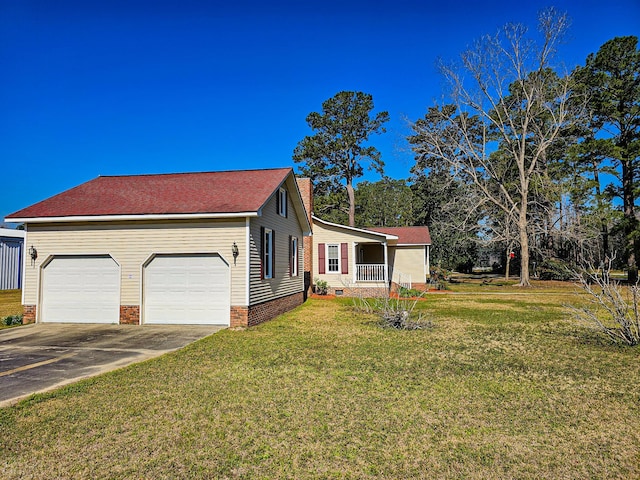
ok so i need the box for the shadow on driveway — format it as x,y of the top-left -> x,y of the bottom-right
0,323 -> 225,407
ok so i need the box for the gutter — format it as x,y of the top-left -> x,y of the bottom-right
6,212 -> 260,223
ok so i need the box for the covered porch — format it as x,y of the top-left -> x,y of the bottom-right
353,242 -> 391,283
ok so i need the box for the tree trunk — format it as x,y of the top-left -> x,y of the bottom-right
518,203 -> 531,287
622,158 -> 638,282
346,180 -> 356,227
591,161 -> 609,259
505,248 -> 511,281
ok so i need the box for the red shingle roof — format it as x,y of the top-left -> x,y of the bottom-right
7,168 -> 293,219
368,226 -> 431,245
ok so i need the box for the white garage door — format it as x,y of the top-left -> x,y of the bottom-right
144,254 -> 230,325
41,255 -> 120,323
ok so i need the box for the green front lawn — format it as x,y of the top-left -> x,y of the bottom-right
1,287 -> 639,478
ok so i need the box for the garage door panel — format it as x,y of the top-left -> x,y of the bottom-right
41,256 -> 120,323
144,254 -> 230,325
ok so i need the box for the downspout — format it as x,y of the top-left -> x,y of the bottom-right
245,217 -> 250,306
383,241 -> 388,285
353,242 -> 358,285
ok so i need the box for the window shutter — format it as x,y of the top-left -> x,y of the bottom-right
271,230 -> 276,278
272,230 -> 275,278
318,243 -> 326,274
289,235 -> 293,277
276,190 -> 280,215
284,191 -> 288,217
260,226 -> 265,279
341,243 -> 349,274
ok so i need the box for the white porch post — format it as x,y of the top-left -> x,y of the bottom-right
353,242 -> 358,284
383,241 -> 388,283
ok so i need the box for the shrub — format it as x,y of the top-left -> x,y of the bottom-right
2,314 -> 23,326
397,286 -> 423,298
429,266 -> 451,290
430,266 -> 451,281
314,278 -> 329,295
455,259 -> 474,274
353,293 -> 434,330
569,258 -> 640,346
538,258 -> 573,281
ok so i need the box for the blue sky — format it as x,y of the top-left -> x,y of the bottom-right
1,0 -> 639,223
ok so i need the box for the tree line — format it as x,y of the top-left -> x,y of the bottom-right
293,8 -> 640,286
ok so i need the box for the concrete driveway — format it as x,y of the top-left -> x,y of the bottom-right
0,323 -> 225,407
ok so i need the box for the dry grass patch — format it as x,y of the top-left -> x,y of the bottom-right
0,290 -> 22,317
446,277 -> 579,294
0,290 -> 22,327
1,295 -> 639,479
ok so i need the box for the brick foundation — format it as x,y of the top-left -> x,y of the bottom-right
119,305 -> 140,325
231,291 -> 305,328
327,286 -> 389,298
23,305 -> 36,324
230,306 -> 249,328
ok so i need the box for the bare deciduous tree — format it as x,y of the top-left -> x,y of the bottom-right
410,8 -> 584,286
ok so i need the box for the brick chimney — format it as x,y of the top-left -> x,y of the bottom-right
296,177 -> 313,225
296,178 -> 314,295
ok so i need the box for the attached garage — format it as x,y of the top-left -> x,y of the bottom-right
143,254 -> 230,325
8,168 -> 311,327
40,255 -> 120,323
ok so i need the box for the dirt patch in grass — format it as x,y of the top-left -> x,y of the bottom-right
1,296 -> 639,479
309,293 -> 337,299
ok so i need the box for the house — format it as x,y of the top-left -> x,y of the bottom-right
294,179 -> 431,295
0,228 -> 25,290
309,216 -> 431,296
365,225 -> 431,290
5,168 -> 311,327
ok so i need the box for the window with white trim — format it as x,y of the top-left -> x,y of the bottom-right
290,236 -> 298,277
263,228 -> 274,279
278,188 -> 287,217
327,244 -> 340,273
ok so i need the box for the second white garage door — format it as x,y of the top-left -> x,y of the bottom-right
143,254 -> 230,325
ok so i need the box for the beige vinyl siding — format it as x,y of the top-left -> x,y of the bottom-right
391,246 -> 427,284
249,184 -> 304,305
23,219 -> 247,307
312,221 -> 388,288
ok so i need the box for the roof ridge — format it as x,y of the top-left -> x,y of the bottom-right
98,167 -> 293,179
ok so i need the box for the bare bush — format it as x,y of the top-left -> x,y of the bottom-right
570,258 -> 640,346
353,293 -> 434,330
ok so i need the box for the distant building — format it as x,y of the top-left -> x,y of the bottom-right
0,228 -> 25,290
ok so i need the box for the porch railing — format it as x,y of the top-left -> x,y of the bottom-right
355,264 -> 386,282
397,272 -> 412,289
